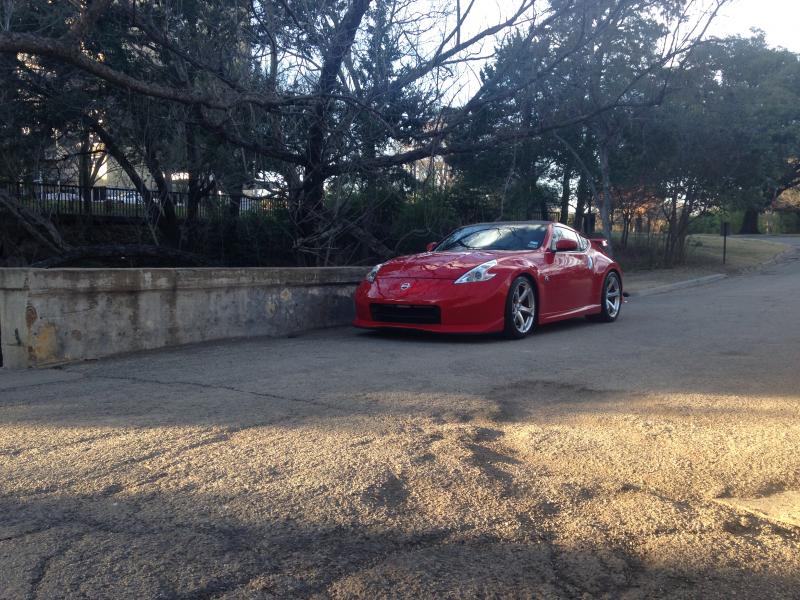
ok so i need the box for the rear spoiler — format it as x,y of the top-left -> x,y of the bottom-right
586,236 -> 629,296
588,237 -> 611,255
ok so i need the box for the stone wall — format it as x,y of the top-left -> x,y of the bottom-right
0,267 -> 366,368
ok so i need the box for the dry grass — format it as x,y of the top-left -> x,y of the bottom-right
621,235 -> 793,293
685,234 -> 791,272
615,233 -> 790,273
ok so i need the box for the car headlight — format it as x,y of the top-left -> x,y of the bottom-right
454,259 -> 498,284
366,263 -> 383,283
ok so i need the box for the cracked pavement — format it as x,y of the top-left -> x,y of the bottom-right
2,236 -> 800,599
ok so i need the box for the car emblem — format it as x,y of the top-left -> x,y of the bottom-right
400,282 -> 411,290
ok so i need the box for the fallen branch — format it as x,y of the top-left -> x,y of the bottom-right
0,191 -> 71,254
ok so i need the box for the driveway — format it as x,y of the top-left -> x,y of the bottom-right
2,238 -> 800,599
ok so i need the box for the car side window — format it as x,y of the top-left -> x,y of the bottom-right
554,227 -> 580,251
549,227 -> 563,250
579,235 -> 590,251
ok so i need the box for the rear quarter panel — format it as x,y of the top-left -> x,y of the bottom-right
590,249 -> 623,299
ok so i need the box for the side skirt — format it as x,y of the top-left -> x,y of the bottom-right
539,304 -> 601,324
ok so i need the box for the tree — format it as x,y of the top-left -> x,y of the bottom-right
703,37 -> 800,233
1,0 -> 727,264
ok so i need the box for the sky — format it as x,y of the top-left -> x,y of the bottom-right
440,0 -> 800,103
707,0 -> 800,52
462,0 -> 800,53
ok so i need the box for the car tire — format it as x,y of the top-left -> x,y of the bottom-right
597,271 -> 622,322
504,276 -> 536,339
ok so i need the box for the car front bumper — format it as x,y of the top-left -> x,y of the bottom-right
353,276 -> 509,333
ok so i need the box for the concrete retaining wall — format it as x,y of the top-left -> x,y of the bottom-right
0,267 -> 366,368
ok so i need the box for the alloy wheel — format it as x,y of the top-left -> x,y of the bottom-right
605,274 -> 621,318
512,280 -> 535,334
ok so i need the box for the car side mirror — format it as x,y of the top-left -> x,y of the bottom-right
555,239 -> 578,252
426,242 -> 438,252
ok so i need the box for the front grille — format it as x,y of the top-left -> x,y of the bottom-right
370,304 -> 441,325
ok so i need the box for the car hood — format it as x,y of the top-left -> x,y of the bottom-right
377,251 -> 501,280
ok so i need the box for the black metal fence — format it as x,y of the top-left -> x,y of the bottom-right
1,180 -> 595,234
0,181 -> 286,220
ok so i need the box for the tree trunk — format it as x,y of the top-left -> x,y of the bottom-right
621,215 -> 631,249
223,182 -> 243,263
296,0 -> 371,263
79,129 -> 92,216
184,119 -> 204,249
596,137 -> 614,255
574,171 -> 589,232
228,189 -> 242,218
664,187 -> 679,266
143,145 -> 181,247
359,137 -> 379,260
538,195 -> 548,221
674,191 -> 696,264
740,207 -> 760,234
88,119 -> 170,246
186,124 -> 201,224
559,163 -> 571,224
562,129 -> 601,234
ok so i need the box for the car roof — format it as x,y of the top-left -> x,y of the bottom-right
462,220 -> 553,227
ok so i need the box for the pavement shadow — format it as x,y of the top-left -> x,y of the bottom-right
3,489 -> 798,599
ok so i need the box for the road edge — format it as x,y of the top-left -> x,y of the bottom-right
629,273 -> 727,297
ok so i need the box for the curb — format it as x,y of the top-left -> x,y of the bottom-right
628,274 -> 727,298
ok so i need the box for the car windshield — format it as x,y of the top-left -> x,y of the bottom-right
435,224 -> 548,252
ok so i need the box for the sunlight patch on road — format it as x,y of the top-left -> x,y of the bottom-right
716,491 -> 800,528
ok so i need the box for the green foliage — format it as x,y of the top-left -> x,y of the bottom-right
688,213 -> 727,235
762,211 -> 800,234
390,187 -> 460,255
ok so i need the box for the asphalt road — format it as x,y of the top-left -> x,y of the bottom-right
2,236 -> 799,599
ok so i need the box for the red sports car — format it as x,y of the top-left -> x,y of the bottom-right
353,221 -> 623,338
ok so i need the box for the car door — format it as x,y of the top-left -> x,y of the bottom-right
539,227 -> 570,316
540,226 -> 595,316
571,232 -> 597,308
